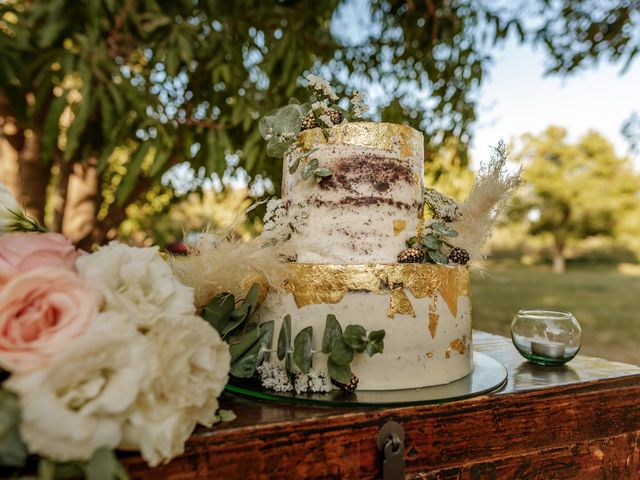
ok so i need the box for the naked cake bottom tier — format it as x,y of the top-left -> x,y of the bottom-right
258,264 -> 473,390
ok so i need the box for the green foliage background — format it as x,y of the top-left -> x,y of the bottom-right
0,0 -> 638,248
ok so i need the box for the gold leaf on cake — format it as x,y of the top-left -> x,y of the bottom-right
387,287 -> 415,318
284,264 -> 469,319
428,298 -> 438,338
296,122 -> 424,160
393,219 -> 407,236
445,338 -> 467,358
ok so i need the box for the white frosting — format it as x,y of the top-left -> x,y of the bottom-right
260,289 -> 473,390
283,143 -> 423,264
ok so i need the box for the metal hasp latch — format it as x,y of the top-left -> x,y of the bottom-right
377,421 -> 405,480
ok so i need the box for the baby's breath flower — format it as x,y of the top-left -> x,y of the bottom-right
257,361 -> 293,392
306,74 -> 338,101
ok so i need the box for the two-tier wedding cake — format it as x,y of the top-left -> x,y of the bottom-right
258,122 -> 472,390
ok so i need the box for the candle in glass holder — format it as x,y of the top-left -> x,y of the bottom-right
530,340 -> 565,359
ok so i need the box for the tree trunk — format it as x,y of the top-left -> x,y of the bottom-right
63,156 -> 100,248
0,136 -> 20,196
552,242 -> 566,274
0,92 -> 25,204
50,155 -> 73,232
17,131 -> 49,224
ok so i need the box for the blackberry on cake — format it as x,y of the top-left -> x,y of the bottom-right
300,111 -> 317,131
398,247 -> 423,263
300,109 -> 343,131
331,373 -> 359,393
327,109 -> 343,125
448,247 -> 470,265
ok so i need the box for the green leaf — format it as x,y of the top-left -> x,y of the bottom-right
201,293 -> 235,336
177,34 -> 194,65
427,250 -> 449,264
228,283 -> 260,325
322,314 -> 342,354
292,326 -> 313,374
85,447 -> 126,480
116,142 -> 152,207
314,167 -> 332,178
328,358 -> 352,384
38,458 -> 56,480
422,235 -> 443,250
230,321 -> 274,378
0,390 -> 27,467
165,48 -> 179,76
218,409 -> 236,422
301,158 -> 319,180
299,147 -> 319,159
64,62 -> 93,161
149,136 -> 174,178
430,222 -> 459,237
49,462 -> 86,479
365,330 -> 386,357
140,13 -> 171,33
272,104 -> 302,133
288,156 -> 301,174
343,325 -> 367,353
228,326 -> 260,363
406,236 -> 418,247
329,337 -> 354,366
266,137 -> 294,157
277,314 -> 291,360
37,10 -> 67,48
259,116 -> 273,139
97,88 -> 114,142
40,94 -> 67,164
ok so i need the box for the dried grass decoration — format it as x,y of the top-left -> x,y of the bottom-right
449,140 -> 523,262
169,219 -> 287,309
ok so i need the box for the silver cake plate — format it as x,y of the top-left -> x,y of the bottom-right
225,352 -> 507,407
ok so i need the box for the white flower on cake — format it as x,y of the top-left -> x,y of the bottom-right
256,362 -> 331,394
306,74 -> 338,101
350,91 -> 368,117
257,361 -> 293,392
293,369 -> 331,394
76,241 -> 196,331
120,315 -> 230,467
0,182 -> 20,231
424,187 -> 460,222
5,315 -> 151,462
311,101 -> 329,113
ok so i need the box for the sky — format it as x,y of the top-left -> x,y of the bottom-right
470,37 -> 640,167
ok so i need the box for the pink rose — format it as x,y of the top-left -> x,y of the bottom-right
0,267 -> 100,373
0,232 -> 80,272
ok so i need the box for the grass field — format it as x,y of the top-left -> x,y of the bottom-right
471,262 -> 640,365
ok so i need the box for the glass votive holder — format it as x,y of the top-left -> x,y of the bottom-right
511,309 -> 582,366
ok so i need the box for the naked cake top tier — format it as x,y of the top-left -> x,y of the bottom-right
282,122 -> 424,264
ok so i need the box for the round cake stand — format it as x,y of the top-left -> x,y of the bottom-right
225,352 -> 507,407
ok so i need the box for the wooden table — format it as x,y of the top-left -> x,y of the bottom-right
122,331 -> 640,479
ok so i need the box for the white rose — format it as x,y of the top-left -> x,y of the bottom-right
5,314 -> 152,462
120,315 -> 230,466
0,182 -> 20,231
76,242 -> 196,331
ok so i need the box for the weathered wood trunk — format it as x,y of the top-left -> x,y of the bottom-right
121,332 -> 640,479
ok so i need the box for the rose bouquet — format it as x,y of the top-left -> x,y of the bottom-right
0,183 -> 230,477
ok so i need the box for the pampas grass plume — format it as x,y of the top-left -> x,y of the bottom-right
169,206 -> 287,308
450,140 -> 523,262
